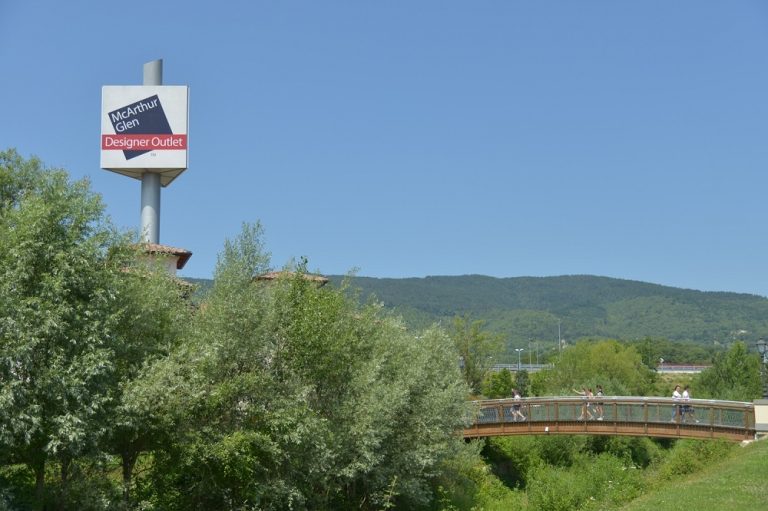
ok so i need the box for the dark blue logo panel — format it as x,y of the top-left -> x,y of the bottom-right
108,95 -> 173,160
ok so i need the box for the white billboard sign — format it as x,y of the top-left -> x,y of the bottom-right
101,85 -> 188,185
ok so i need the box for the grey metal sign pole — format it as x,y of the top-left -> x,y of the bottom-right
140,59 -> 162,243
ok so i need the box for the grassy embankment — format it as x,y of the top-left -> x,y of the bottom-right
620,438 -> 768,511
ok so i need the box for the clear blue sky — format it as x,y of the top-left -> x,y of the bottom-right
3,1 -> 768,296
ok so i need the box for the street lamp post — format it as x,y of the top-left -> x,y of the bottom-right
515,348 -> 524,372
528,340 -> 533,366
757,339 -> 768,399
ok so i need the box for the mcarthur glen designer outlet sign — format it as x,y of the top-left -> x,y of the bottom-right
101,85 -> 189,186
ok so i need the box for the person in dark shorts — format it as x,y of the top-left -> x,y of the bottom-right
682,385 -> 699,423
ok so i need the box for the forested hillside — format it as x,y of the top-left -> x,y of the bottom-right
187,274 -> 768,354
322,275 -> 768,348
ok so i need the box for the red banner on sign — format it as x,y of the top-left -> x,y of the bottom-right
102,134 -> 187,151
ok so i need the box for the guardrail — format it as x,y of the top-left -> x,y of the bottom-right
490,363 -> 553,373
464,396 -> 755,441
656,365 -> 711,374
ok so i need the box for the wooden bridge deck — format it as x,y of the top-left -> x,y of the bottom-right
464,396 -> 756,441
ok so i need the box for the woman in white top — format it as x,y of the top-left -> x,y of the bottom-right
671,384 -> 682,421
511,388 -> 526,421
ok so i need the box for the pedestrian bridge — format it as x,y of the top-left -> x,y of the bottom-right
464,396 -> 756,442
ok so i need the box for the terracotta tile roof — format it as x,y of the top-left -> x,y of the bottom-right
139,243 -> 193,269
254,271 -> 329,287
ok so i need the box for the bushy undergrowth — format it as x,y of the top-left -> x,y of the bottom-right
653,438 -> 736,481
0,460 -> 124,511
525,452 -> 644,511
0,465 -> 34,511
430,441 -> 521,511
467,435 -> 737,511
584,435 -> 663,469
484,435 -> 589,489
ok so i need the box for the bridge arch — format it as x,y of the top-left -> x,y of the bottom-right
464,396 -> 755,442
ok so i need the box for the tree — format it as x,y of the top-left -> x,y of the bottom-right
482,369 -> 514,399
515,369 -> 530,397
628,337 -> 721,367
535,339 -> 654,396
103,261 -> 192,506
0,149 -> 124,507
141,225 -> 471,510
450,315 -> 502,395
693,341 -> 761,401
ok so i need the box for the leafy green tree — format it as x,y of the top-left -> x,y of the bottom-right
450,315 -> 502,395
628,337 -> 722,367
515,369 -> 530,397
535,339 -> 654,396
0,150 -> 191,509
102,262 -> 192,506
141,224 -> 471,510
482,369 -> 513,399
693,341 -> 761,401
0,150 -> 124,507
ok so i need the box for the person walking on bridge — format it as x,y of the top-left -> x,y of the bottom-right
573,387 -> 595,420
671,384 -> 682,422
595,385 -> 605,420
682,385 -> 699,423
510,388 -> 526,421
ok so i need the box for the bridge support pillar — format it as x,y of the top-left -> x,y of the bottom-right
754,399 -> 768,439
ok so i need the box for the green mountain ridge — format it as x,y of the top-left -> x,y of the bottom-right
185,274 -> 768,354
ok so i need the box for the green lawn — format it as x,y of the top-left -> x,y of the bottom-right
620,439 -> 768,511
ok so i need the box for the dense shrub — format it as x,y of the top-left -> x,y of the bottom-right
431,441 -> 523,511
0,465 -> 35,511
585,436 -> 663,469
578,453 -> 645,508
526,463 -> 589,511
526,453 -> 644,511
655,439 -> 736,480
483,437 -> 539,488
484,435 -> 594,492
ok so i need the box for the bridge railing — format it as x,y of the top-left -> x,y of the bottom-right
469,396 -> 755,438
